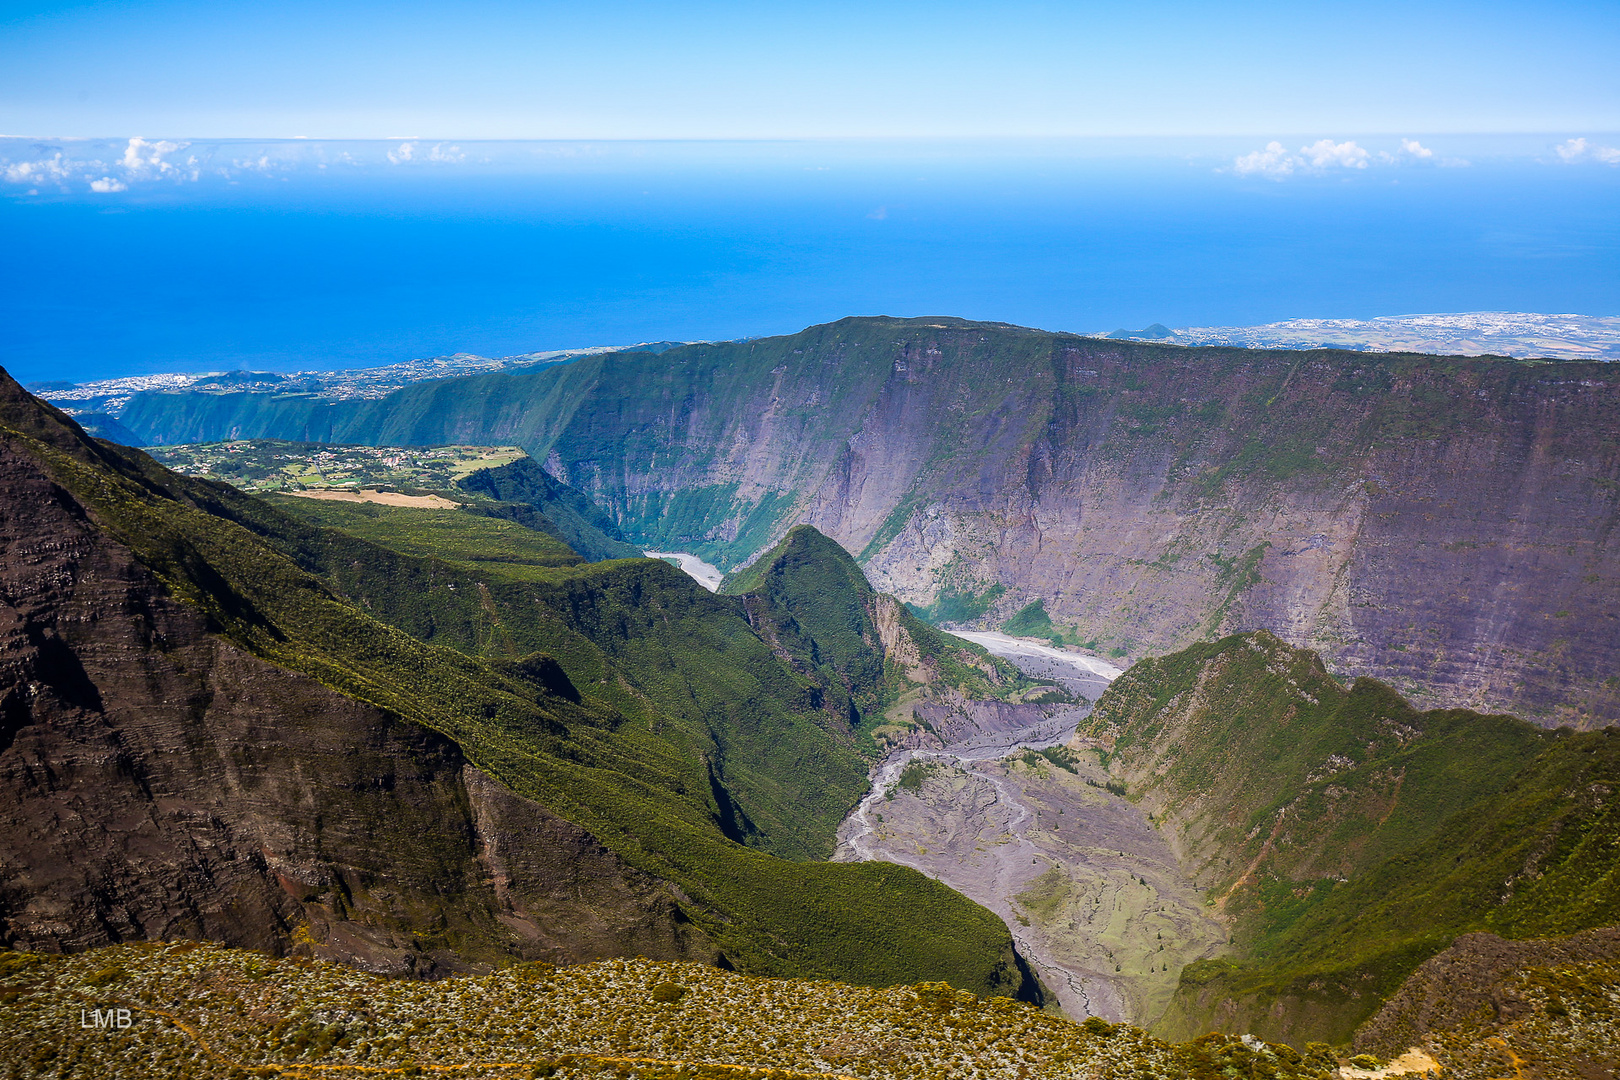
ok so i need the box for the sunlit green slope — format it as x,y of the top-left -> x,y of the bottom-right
721,524 -> 1035,740
1081,631 -> 1620,1044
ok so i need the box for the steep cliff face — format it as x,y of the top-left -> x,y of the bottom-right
0,401 -> 709,974
105,317 -> 1620,726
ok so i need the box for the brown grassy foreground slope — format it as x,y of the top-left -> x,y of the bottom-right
1352,927 -> 1620,1079
0,942 -> 1337,1079
7,941 -> 1615,1079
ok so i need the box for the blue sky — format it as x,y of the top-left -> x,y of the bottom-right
3,0 -> 1618,139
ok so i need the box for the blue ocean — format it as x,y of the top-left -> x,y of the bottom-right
3,137 -> 1617,385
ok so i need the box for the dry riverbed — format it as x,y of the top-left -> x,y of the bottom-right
645,551 -> 724,591
835,635 -> 1228,1026
949,631 -> 1122,699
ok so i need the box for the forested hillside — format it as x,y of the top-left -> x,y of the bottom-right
1080,631 -> 1620,1044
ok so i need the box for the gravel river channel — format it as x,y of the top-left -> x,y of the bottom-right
834,635 -> 1228,1024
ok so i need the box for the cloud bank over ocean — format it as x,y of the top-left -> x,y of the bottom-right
1557,137 -> 1620,164
5,133 -> 1618,197
1229,136 -> 1472,178
0,136 -> 486,195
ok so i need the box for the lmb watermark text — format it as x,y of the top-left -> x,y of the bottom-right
80,1007 -> 133,1029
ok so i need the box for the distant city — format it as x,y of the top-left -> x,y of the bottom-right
1106,311 -> 1620,361
36,347 -> 625,413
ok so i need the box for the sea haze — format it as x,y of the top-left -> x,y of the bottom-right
3,137 -> 1618,384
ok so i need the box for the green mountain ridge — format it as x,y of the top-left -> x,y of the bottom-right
456,455 -> 643,562
720,524 -> 1035,744
0,367 -> 1037,999
1077,630 -> 1620,1044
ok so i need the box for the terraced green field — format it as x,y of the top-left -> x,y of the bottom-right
148,439 -> 526,493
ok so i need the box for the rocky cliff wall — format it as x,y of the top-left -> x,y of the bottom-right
107,318 -> 1620,725
0,408 -> 714,974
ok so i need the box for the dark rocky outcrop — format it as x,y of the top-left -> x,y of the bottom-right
0,382 -> 714,975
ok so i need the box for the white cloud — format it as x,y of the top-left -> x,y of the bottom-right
1557,136 -> 1620,165
386,141 -> 464,165
4,138 -> 211,192
119,137 -> 189,179
1232,137 -> 1439,178
1301,138 -> 1369,169
1233,140 -> 1297,178
3,153 -> 76,184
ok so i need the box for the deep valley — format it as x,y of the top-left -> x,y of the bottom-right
9,317 -> 1620,1077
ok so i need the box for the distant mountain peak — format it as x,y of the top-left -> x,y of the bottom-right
1105,323 -> 1174,340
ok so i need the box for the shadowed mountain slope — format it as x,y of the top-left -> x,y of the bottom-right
0,379 -> 704,977
107,316 -> 1620,727
1078,631 -> 1620,1044
456,455 -> 642,562
0,368 -> 1035,998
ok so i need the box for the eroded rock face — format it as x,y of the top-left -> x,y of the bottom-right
0,418 -> 715,974
829,337 -> 1620,730
691,334 -> 1616,729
